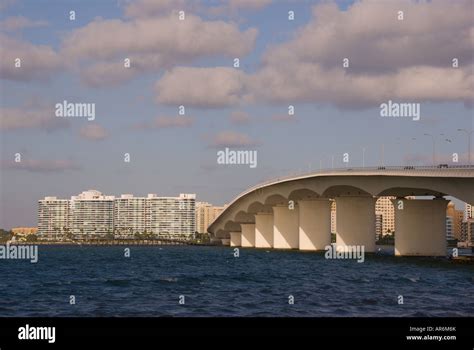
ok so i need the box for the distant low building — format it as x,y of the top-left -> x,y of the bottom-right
11,227 -> 38,236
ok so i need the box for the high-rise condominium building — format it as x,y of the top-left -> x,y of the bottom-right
38,197 -> 70,240
146,193 -> 196,238
330,200 -> 336,234
446,217 -> 454,240
38,191 -> 196,240
195,202 -> 226,234
70,190 -> 115,238
375,213 -> 383,240
446,201 -> 464,240
375,196 -> 396,235
461,219 -> 474,244
114,194 -> 147,237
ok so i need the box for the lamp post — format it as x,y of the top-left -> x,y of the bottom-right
457,129 -> 473,165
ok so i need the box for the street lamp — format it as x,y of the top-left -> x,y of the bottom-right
457,129 -> 474,165
424,133 -> 452,166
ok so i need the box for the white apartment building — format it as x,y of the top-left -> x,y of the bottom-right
195,202 -> 225,234
147,193 -> 196,239
37,197 -> 71,240
70,190 -> 115,238
114,194 -> 147,237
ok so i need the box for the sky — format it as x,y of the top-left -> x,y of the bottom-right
0,0 -> 473,229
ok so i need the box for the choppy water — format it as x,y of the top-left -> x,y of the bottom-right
0,245 -> 473,316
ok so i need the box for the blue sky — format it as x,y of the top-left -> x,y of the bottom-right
0,0 -> 473,228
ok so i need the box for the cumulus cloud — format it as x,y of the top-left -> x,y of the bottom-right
61,14 -> 257,87
1,159 -> 80,173
263,1 -> 473,73
155,67 -> 247,107
248,0 -> 473,107
152,0 -> 472,109
79,124 -> 108,140
0,33 -> 65,81
79,61 -> 139,87
0,100 -> 69,131
132,116 -> 194,129
209,130 -> 259,148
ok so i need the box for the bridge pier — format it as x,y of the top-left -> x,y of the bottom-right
392,198 -> 448,256
255,213 -> 273,248
241,224 -> 256,247
298,199 -> 331,250
230,231 -> 241,247
335,196 -> 376,252
273,205 -> 299,249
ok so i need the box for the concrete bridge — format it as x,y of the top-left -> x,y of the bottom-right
208,166 -> 474,256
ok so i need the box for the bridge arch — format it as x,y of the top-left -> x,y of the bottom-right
322,185 -> 372,198
288,188 -> 321,201
377,187 -> 446,198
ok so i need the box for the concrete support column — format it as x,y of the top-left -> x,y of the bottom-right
298,199 -> 332,251
392,198 -> 448,256
273,205 -> 299,249
255,213 -> 273,248
335,196 -> 376,252
240,224 -> 256,247
229,231 -> 241,247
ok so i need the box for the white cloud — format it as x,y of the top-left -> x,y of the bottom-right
61,14 -> 257,87
155,67 -> 247,107
0,33 -> 65,81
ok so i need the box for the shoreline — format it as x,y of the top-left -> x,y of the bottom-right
5,240 -> 216,246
